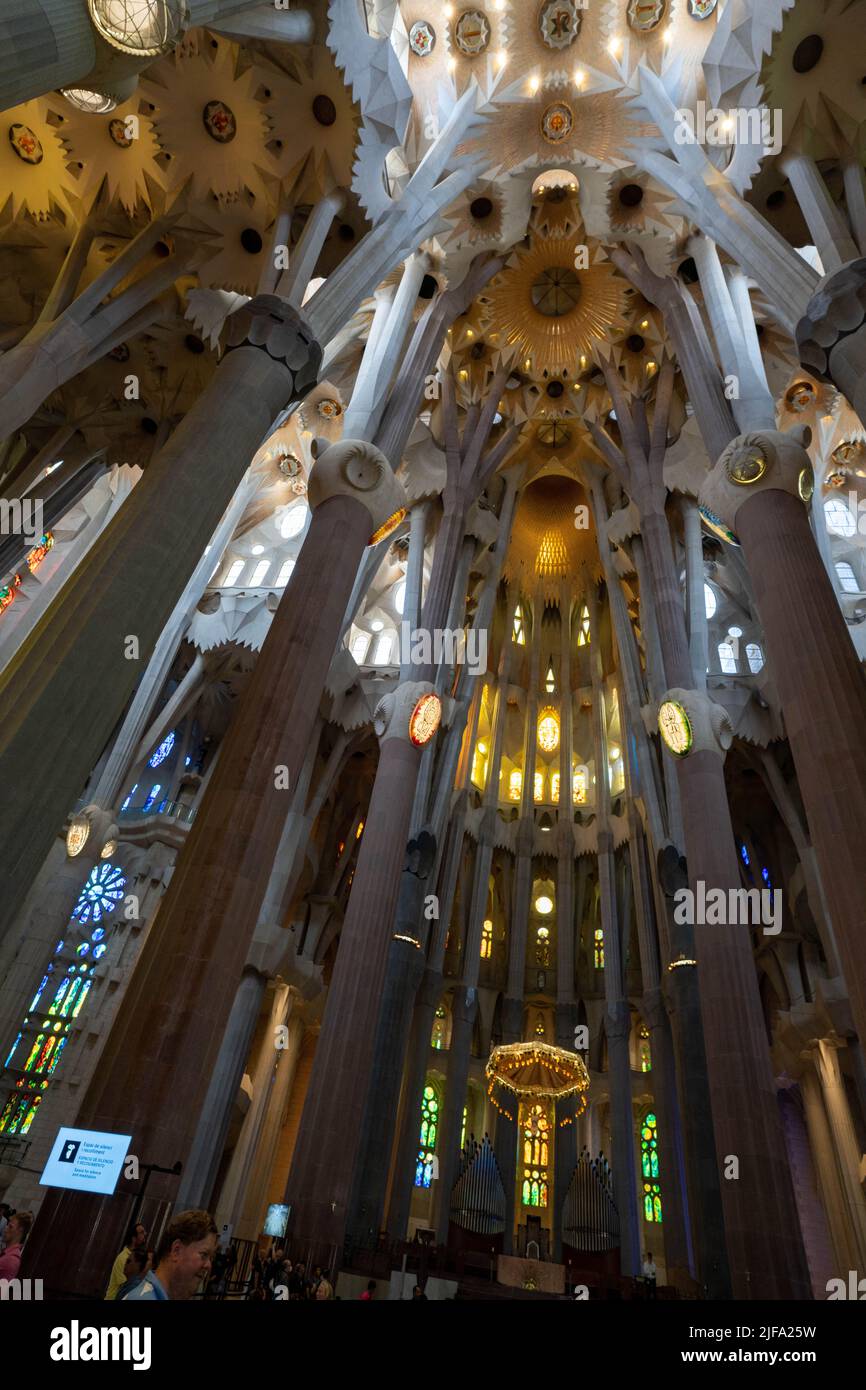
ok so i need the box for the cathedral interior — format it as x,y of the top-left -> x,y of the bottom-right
2,0 -> 866,1306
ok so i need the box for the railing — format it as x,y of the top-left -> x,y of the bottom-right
118,798 -> 196,825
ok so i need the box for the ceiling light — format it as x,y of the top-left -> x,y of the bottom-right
534,895 -> 554,915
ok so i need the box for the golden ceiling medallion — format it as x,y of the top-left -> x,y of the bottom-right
454,10 -> 490,56
202,100 -> 237,144
541,100 -> 574,145
627,0 -> 666,32
9,124 -> 43,165
539,1 -> 581,49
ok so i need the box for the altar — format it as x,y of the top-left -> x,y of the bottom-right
497,1254 -> 566,1295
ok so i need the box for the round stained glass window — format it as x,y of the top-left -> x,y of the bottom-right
93,944 -> 108,961
76,943 -> 90,957
72,863 -> 126,926
537,708 -> 560,753
91,927 -> 106,942
148,730 -> 176,768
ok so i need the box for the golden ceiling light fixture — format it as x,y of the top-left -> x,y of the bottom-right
485,1041 -> 590,1121
503,476 -> 601,601
480,236 -> 630,376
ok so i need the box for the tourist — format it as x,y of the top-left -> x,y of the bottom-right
105,1220 -> 148,1300
120,1209 -> 217,1301
0,1211 -> 32,1281
642,1251 -> 658,1299
114,1247 -> 149,1301
360,1279 -> 376,1301
315,1273 -> 334,1300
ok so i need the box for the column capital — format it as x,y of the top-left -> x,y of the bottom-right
373,681 -> 442,746
796,257 -> 866,383
657,687 -> 733,761
699,427 -> 814,536
307,436 -> 407,541
223,293 -> 322,396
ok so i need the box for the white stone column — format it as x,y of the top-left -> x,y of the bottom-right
777,151 -> 860,275
277,190 -> 346,310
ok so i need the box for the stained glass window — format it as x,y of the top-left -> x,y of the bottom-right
641,1110 -> 662,1223
746,642 -> 764,673
513,607 -> 526,645
550,771 -> 560,804
740,843 -> 750,866
415,1084 -> 439,1187
72,863 -> 126,925
545,660 -> 556,694
535,924 -> 550,967
534,770 -> 544,803
521,1104 -> 550,1207
577,604 -> 590,647
594,926 -> 604,970
431,1005 -> 448,1050
573,766 -> 588,804
480,919 -> 493,960
718,640 -> 737,673
147,730 -> 175,768
508,769 -> 522,802
537,707 -> 560,753
639,1024 -> 652,1073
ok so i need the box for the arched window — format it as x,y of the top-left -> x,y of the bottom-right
594,926 -> 604,970
639,1024 -> 652,1073
836,561 -> 859,594
573,766 -> 588,804
718,640 -> 737,673
480,919 -> 493,960
704,584 -> 717,619
825,498 -> 856,537
351,631 -> 371,664
415,1084 -> 439,1187
746,642 -> 764,673
147,730 -> 175,768
394,579 -> 407,616
472,739 -> 488,790
508,768 -> 522,802
544,660 -> 556,694
641,1110 -> 662,1223
535,923 -> 550,967
550,771 -> 560,804
534,770 -> 544,803
577,604 -> 590,646
431,1005 -> 448,1050
372,632 -> 394,664
521,1103 -> 550,1207
250,559 -> 270,586
276,558 -> 296,588
513,607 -> 526,645
279,504 -> 307,539
223,559 -> 244,586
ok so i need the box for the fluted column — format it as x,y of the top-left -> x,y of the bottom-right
21,439 -> 396,1297
176,967 -> 268,1211
703,435 -> 866,1052
814,1041 -> 866,1266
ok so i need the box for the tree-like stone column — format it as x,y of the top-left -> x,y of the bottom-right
0,298 -> 321,949
285,680 -> 441,1263
19,437 -> 404,1296
797,258 -> 866,433
701,428 -> 866,1054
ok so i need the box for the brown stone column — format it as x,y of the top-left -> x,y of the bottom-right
735,491 -> 866,1049
0,298 -> 321,948
285,687 -> 437,1263
21,440 -> 404,1297
638,503 -> 810,1299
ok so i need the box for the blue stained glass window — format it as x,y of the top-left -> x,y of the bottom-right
740,844 -> 750,866
91,927 -> 105,943
121,783 -> 138,811
148,730 -> 176,768
143,784 -> 161,811
72,863 -> 127,926
4,1033 -> 22,1068
76,943 -> 90,957
92,944 -> 107,961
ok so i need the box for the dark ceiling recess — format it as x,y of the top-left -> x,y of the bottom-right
240,228 -> 263,254
618,183 -> 644,208
470,196 -> 493,220
470,341 -> 486,360
142,417 -> 159,435
546,380 -> 565,398
678,256 -> 699,284
419,273 -> 438,299
626,334 -> 645,353
766,189 -> 786,210
792,34 -> 824,74
338,223 -> 355,242
154,240 -> 170,258
312,94 -> 337,126
185,334 -> 205,355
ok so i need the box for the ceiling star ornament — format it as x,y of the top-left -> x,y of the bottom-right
688,0 -> 718,18
627,0 -> 666,33
0,100 -> 75,219
539,0 -> 582,50
49,91 -> 165,214
454,10 -> 491,57
409,21 -> 436,57
480,236 -> 630,375
541,100 -> 574,145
